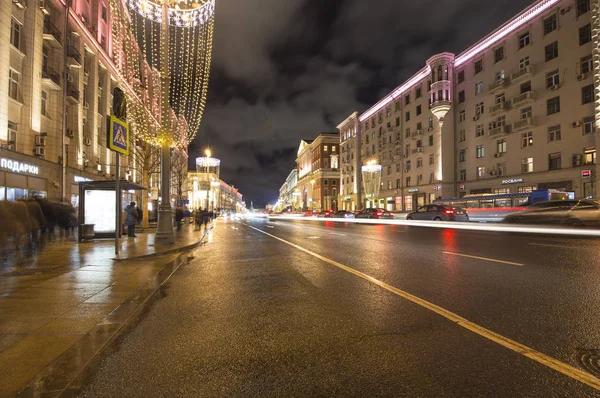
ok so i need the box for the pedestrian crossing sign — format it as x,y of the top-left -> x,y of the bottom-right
108,115 -> 129,155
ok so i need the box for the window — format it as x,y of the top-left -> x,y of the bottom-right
406,160 -> 411,172
519,31 -> 530,49
585,147 -> 596,165
428,135 -> 433,146
494,47 -> 504,63
458,90 -> 465,103
521,106 -> 532,119
547,69 -> 560,88
405,144 -> 410,157
520,81 -> 531,94
396,179 -> 401,189
396,117 -> 400,127
324,180 -> 329,186
41,91 -> 47,116
332,146 -> 336,152
417,174 -> 423,185
496,93 -> 505,104
101,4 -> 107,21
459,130 -> 466,142
476,144 -> 485,158
476,103 -> 484,116
386,107 -> 392,117
522,132 -> 533,148
429,117 -> 434,129
474,59 -> 483,74
405,94 -> 410,105
416,87 -> 422,99
545,41 -> 559,62
405,111 -> 410,122
405,129 -> 410,139
495,163 -> 505,177
477,166 -> 485,179
581,55 -> 593,74
417,122 -> 422,130
522,157 -> 534,173
323,145 -> 328,152
460,169 -> 466,182
459,150 -> 466,162
7,121 -> 17,151
582,84 -> 594,104
476,124 -> 484,137
417,158 -> 422,168
547,97 -> 560,115
549,153 -> 561,170
497,139 -> 506,154
416,105 -> 422,116
548,125 -> 561,142
429,154 -> 434,165
519,56 -> 530,69
584,116 -> 596,134
395,101 -> 400,111
578,0 -> 590,15
8,69 -> 19,101
580,24 -> 592,45
475,81 -> 484,95
406,176 -> 411,187
387,166 -> 392,176
416,139 -> 422,148
10,18 -> 21,50
544,14 -> 557,35
458,70 -> 465,84
459,111 -> 466,123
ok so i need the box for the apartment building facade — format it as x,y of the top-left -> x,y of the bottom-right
1,0 -> 188,208
296,133 -> 340,212
338,0 -> 600,212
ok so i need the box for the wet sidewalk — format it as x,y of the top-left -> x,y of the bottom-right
0,222 -> 213,397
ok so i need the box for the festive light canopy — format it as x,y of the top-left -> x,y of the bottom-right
122,0 -> 214,147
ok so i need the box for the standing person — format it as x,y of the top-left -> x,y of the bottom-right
194,208 -> 202,230
202,208 -> 210,230
175,207 -> 184,231
125,202 -> 138,238
183,207 -> 191,225
136,204 -> 143,226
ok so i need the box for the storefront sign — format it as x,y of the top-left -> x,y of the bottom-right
408,188 -> 419,193
74,176 -> 92,183
501,178 -> 524,185
344,196 -> 351,201
582,170 -> 592,178
0,158 -> 39,175
433,185 -> 442,191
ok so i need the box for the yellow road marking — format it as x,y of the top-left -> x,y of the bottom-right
249,225 -> 600,391
443,251 -> 524,267
529,243 -> 581,250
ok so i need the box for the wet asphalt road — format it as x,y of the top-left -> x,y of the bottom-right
79,218 -> 600,397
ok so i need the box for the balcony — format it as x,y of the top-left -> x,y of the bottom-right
489,101 -> 510,115
513,117 -> 535,131
43,20 -> 62,47
66,83 -> 80,103
41,67 -> 61,91
488,124 -> 511,138
67,46 -> 82,68
411,147 -> 424,155
510,66 -> 534,83
411,130 -> 424,139
429,100 -> 452,121
488,78 -> 510,94
512,91 -> 535,107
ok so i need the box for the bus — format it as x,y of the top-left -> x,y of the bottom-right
433,190 -> 571,222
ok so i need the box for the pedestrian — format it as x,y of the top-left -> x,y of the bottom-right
125,202 -> 138,238
175,207 -> 184,231
202,208 -> 210,230
136,205 -> 143,226
194,208 -> 202,230
183,207 -> 191,225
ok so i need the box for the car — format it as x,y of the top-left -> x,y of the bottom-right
406,204 -> 469,222
355,208 -> 393,219
302,210 -> 317,217
328,210 -> 355,218
502,199 -> 600,226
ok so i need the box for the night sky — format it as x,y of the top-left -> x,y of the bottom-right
190,0 -> 534,208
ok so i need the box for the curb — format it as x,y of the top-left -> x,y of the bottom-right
14,228 -> 211,397
113,222 -> 214,261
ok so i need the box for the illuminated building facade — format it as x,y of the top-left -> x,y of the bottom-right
339,0 -> 600,211
0,0 -> 189,208
187,156 -> 244,212
295,132 -> 340,212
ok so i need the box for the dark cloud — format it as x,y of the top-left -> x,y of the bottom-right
193,0 -> 534,207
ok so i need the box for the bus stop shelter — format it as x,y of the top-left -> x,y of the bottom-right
77,180 -> 146,241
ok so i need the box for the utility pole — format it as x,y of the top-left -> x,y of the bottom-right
155,1 -> 174,244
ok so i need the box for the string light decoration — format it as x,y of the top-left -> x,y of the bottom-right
122,0 -> 215,147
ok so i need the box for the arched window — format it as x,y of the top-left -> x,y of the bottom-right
437,65 -> 443,81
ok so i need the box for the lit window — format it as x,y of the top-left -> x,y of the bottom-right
8,69 -> 19,101
476,144 -> 485,158
324,145 -> 328,152
497,139 -> 506,154
522,132 -> 533,148
584,147 -> 596,165
475,81 -> 484,95
521,157 -> 534,173
477,166 -> 485,179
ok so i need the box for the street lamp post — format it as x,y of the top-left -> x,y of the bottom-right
205,149 -> 210,210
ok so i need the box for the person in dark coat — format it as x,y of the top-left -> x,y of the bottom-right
202,209 -> 210,230
175,207 -> 184,231
125,202 -> 138,237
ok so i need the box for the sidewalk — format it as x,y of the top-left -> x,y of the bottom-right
0,222 -> 212,397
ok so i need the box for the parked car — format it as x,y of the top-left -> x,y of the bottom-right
502,199 -> 600,226
328,210 -> 355,219
355,208 -> 393,219
406,205 -> 469,222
